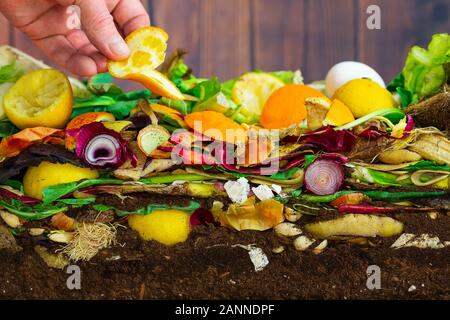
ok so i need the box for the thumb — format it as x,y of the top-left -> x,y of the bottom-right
76,0 -> 130,60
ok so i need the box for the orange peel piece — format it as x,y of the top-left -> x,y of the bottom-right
185,111 -> 247,145
107,27 -> 184,100
0,127 -> 64,157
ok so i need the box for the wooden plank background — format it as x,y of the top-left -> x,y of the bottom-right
1,0 -> 449,85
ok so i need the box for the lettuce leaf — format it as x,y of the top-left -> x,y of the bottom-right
270,70 -> 304,85
42,178 -> 124,203
0,118 -> 19,138
87,73 -> 123,96
93,201 -> 200,217
269,167 -> 300,180
190,77 -> 221,101
0,63 -> 23,84
404,161 -> 450,172
394,33 -> 450,104
57,197 -> 97,206
0,199 -> 68,220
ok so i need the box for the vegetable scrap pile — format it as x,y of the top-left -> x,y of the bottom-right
0,28 -> 450,268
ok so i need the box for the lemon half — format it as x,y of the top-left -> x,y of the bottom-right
232,72 -> 285,119
3,69 -> 72,129
108,27 -> 184,100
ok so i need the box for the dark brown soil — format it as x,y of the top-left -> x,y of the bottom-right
0,194 -> 449,300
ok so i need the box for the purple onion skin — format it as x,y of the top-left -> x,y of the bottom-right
304,159 -> 345,195
403,115 -> 415,138
300,126 -> 357,153
359,115 -> 415,140
67,122 -> 137,169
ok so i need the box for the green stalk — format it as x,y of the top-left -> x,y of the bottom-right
336,108 -> 405,130
361,190 -> 447,202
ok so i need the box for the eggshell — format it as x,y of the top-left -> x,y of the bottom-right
326,61 -> 385,97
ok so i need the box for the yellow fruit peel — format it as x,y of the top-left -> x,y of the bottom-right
323,99 -> 355,127
332,79 -> 396,118
107,27 -> 184,100
0,127 -> 64,158
4,69 -> 72,129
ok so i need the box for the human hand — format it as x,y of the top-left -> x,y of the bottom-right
0,0 -> 150,76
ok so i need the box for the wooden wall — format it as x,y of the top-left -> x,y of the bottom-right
1,0 -> 449,84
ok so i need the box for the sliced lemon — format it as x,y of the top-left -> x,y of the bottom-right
137,125 -> 171,156
108,27 -> 184,100
3,69 -> 72,129
323,99 -> 355,127
232,72 -> 285,119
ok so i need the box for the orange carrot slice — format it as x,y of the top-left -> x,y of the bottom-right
260,84 -> 325,129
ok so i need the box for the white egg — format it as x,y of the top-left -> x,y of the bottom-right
325,61 -> 385,97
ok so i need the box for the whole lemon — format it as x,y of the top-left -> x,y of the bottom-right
332,79 -> 396,118
128,210 -> 191,246
23,162 -> 99,200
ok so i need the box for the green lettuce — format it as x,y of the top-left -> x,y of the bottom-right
389,33 -> 450,106
87,73 -> 123,96
93,201 -> 200,217
42,178 -> 124,204
0,63 -> 24,84
0,118 -> 18,138
270,70 -> 304,85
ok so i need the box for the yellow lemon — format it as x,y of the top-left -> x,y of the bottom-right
323,99 -> 355,126
23,162 -> 99,200
128,210 -> 191,246
332,79 -> 396,118
3,69 -> 72,129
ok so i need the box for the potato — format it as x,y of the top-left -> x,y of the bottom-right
305,214 -> 403,239
378,149 -> 422,164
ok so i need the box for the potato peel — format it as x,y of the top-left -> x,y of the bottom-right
305,214 -> 404,239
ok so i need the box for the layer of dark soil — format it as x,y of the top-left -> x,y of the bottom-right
0,194 -> 449,300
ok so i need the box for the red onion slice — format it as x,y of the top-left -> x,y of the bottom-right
304,159 -> 345,195
84,134 -> 121,167
67,122 -> 136,169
